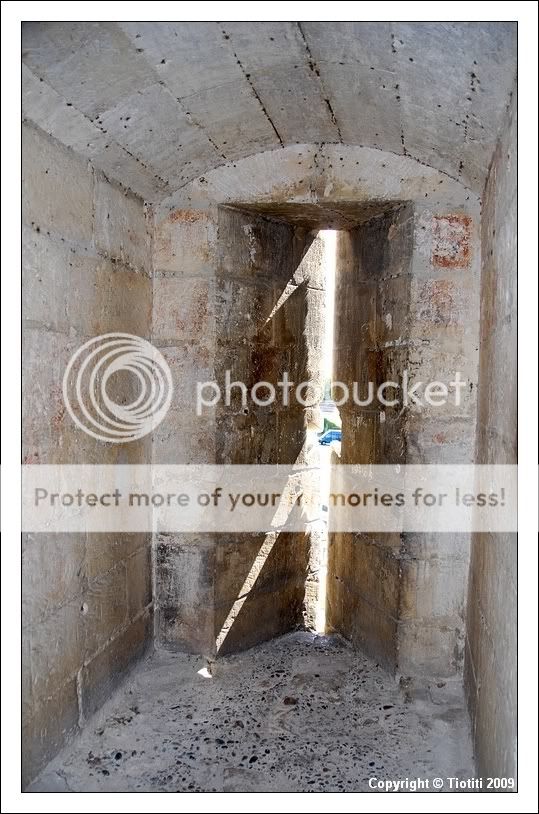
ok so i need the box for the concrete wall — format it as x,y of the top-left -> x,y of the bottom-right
22,123 -> 154,785
152,203 -> 324,655
328,198 -> 480,678
464,87 -> 517,779
151,144 -> 481,675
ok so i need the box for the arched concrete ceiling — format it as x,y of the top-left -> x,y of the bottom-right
22,21 -> 516,201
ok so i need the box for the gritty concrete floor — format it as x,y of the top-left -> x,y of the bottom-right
28,632 -> 475,793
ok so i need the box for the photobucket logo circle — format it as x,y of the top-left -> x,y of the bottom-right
62,333 -> 173,443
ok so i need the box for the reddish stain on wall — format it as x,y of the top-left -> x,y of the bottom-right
432,214 -> 472,268
419,279 -> 456,325
168,209 -> 205,223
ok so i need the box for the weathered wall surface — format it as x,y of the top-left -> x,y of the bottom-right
213,209 -> 323,654
152,201 -> 324,654
152,144 -> 481,673
464,87 -> 517,779
22,123 -> 154,785
328,196 -> 480,678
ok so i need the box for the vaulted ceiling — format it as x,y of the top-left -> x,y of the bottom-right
22,21 -> 517,201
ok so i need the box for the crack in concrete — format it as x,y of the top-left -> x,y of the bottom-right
219,24 -> 285,148
296,22 -> 343,143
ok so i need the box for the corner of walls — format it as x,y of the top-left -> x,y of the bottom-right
151,143 -> 483,674
329,195 -> 481,679
149,200 -> 219,654
464,81 -> 517,781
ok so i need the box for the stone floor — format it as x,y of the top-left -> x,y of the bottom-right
28,632 -> 475,793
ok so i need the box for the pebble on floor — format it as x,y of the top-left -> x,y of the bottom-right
28,631 -> 475,793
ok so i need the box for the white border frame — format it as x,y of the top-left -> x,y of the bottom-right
3,3 -> 537,811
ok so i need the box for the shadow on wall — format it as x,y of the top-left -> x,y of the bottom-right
156,218 -> 325,656
156,196 -> 477,682
212,224 -> 322,655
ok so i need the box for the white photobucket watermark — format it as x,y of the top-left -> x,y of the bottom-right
196,370 -> 467,415
62,333 -> 173,443
22,464 -> 517,534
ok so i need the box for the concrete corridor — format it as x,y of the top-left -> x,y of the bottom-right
21,21 -> 517,792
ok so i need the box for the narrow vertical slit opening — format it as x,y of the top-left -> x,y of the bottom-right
315,229 -> 340,633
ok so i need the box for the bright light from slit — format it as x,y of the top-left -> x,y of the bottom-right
315,230 -> 338,634
197,666 -> 212,679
